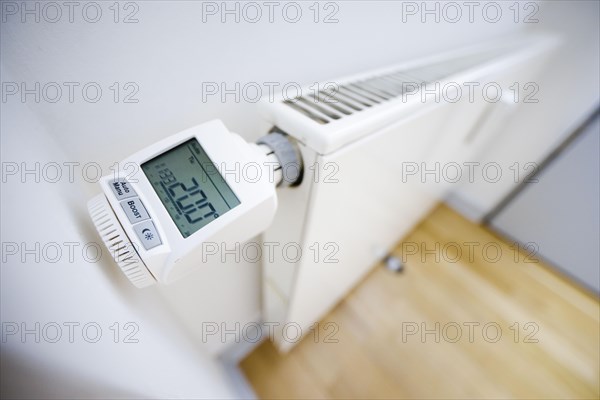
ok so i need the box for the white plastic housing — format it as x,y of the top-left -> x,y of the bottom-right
89,120 -> 277,287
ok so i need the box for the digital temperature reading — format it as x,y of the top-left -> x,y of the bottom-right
142,139 -> 241,238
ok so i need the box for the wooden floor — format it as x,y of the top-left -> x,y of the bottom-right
240,204 -> 600,399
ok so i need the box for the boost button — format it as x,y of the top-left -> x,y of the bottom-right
120,197 -> 150,223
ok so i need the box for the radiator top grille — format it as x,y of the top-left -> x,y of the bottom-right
283,50 -> 501,125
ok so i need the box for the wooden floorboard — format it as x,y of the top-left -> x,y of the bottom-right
240,204 -> 600,399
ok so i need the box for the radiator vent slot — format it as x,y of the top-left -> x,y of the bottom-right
283,50 -> 503,124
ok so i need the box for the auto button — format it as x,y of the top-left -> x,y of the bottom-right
109,179 -> 137,200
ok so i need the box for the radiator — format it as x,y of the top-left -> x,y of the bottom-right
257,35 -> 556,352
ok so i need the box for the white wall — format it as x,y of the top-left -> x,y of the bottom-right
1,73 -> 238,398
490,113 -> 600,292
447,0 -> 600,220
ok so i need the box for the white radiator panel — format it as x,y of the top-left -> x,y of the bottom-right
260,36 -> 558,351
264,100 -> 485,351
